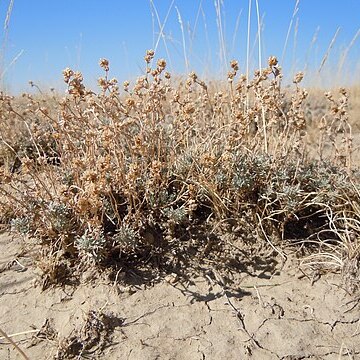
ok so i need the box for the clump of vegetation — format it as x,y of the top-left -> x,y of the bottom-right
0,51 -> 359,291
55,310 -> 123,359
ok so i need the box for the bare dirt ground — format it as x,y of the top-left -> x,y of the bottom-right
1,233 -> 360,360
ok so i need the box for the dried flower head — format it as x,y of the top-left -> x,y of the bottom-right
62,67 -> 74,83
147,49 -> 155,57
123,80 -> 130,91
98,77 -> 108,88
230,60 -> 239,71
189,71 -> 198,81
228,71 -> 235,82
99,58 -> 109,71
73,71 -> 83,82
144,49 -> 155,63
339,87 -> 347,96
268,56 -> 278,67
125,97 -> 135,107
157,58 -> 167,70
293,72 -> 304,84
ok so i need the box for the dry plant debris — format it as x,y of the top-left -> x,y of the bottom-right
55,310 -> 123,359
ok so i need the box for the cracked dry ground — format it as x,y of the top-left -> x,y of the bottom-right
1,233 -> 360,360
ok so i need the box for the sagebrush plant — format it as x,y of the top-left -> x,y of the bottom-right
0,51 -> 359,290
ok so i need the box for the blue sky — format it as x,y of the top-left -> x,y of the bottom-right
1,0 -> 360,93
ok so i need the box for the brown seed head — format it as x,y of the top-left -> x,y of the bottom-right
230,60 -> 239,71
123,81 -> 130,91
147,49 -> 155,57
324,92 -> 333,100
227,71 -> 235,82
62,67 -> 74,83
189,71 -> 197,81
109,78 -> 118,86
293,72 -> 304,84
126,98 -> 135,107
73,71 -> 83,82
99,58 -> 109,71
157,58 -> 167,70
339,87 -> 347,96
98,77 -> 108,88
144,49 -> 155,64
268,56 -> 278,67
186,78 -> 193,87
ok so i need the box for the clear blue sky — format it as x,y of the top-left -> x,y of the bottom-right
1,0 -> 360,93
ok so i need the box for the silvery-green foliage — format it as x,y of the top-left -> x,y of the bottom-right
162,207 -> 188,225
113,224 -> 138,248
10,217 -> 30,235
48,201 -> 72,232
76,227 -> 106,263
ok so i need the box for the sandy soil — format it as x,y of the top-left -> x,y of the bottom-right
1,233 -> 360,360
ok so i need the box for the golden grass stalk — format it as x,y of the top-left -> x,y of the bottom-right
0,0 -> 15,85
231,9 -> 242,55
175,5 -> 189,73
255,0 -> 262,71
318,27 -> 341,74
188,0 -> 203,60
0,327 -> 30,360
304,26 -> 320,74
149,0 -> 174,71
215,0 -> 227,71
0,49 -> 24,80
255,0 -> 267,153
246,0 -> 252,91
0,329 -> 39,341
281,0 -> 300,64
3,0 -> 14,31
338,28 -> 360,78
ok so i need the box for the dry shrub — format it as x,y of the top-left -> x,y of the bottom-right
0,51 -> 359,290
